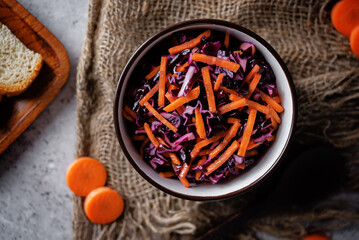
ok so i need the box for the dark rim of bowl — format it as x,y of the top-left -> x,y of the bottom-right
113,19 -> 297,201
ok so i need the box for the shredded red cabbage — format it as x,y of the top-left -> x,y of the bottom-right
124,29 -> 282,186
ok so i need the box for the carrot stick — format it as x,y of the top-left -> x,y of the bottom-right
246,150 -> 258,157
259,90 -> 284,113
191,131 -> 226,159
198,149 -> 212,156
132,135 -> 146,141
144,102 -> 178,132
227,117 -> 240,124
157,137 -> 169,147
209,120 -> 241,159
238,109 -> 257,156
235,164 -> 245,170
244,64 -> 259,83
122,109 -> 135,122
247,140 -> 261,150
168,30 -> 211,55
267,136 -> 275,142
247,73 -> 261,98
159,171 -> 175,178
224,32 -> 230,49
145,65 -> 160,80
219,98 -> 247,114
213,73 -> 224,91
84,187 -> 124,224
66,157 -> 107,197
219,86 -> 238,95
331,0 -> 359,37
158,57 -> 167,107
124,105 -> 136,119
192,53 -> 240,72
206,141 -> 240,175
144,122 -> 160,148
272,96 -> 281,103
165,92 -> 185,115
195,156 -> 207,180
176,61 -> 189,72
201,67 -> 216,113
195,108 -> 207,139
163,86 -> 200,113
246,99 -> 269,114
179,175 -> 190,188
139,83 -> 159,106
269,106 -> 281,123
270,115 -> 278,129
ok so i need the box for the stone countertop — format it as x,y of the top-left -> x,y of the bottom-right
0,0 -> 88,239
0,1 -> 358,240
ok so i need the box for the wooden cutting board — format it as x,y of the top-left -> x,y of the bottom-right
0,0 -> 70,154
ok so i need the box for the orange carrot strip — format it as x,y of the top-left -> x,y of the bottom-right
247,140 -> 261,150
224,32 -> 230,48
198,149 -> 213,156
271,115 -> 278,129
244,64 -> 259,83
167,84 -> 179,92
163,86 -> 200,112
219,98 -> 247,114
168,30 -> 211,55
246,150 -> 258,157
220,86 -> 238,95
209,121 -> 241,159
233,50 -> 243,55
272,96 -> 281,103
195,108 -> 207,139
206,141 -> 240,175
269,106 -> 281,123
124,105 -> 136,119
235,164 -> 245,170
202,67 -> 216,113
194,131 -> 226,149
145,65 -> 160,80
165,92 -> 185,115
246,99 -> 269,114
259,90 -> 284,113
178,175 -> 190,188
195,156 -> 207,180
213,73 -> 224,91
192,53 -> 240,72
238,109 -> 257,156
159,171 -> 175,178
139,83 -> 159,106
158,57 -> 167,107
84,187 -> 124,224
191,131 -> 226,159
66,157 -> 107,197
122,109 -> 135,122
132,135 -> 146,141
157,137 -> 169,148
176,61 -> 189,72
227,117 -> 240,124
144,122 -> 160,148
267,136 -> 275,142
247,73 -> 261,98
144,102 -> 178,132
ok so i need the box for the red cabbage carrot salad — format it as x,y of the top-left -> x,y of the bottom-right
123,30 -> 284,187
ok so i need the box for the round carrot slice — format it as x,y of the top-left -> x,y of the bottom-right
84,187 -> 124,224
350,25 -> 359,57
66,157 -> 107,196
303,234 -> 330,240
331,0 -> 359,37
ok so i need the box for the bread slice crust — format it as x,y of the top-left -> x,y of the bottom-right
0,23 -> 43,96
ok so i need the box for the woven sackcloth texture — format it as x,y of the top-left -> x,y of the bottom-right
74,0 -> 359,239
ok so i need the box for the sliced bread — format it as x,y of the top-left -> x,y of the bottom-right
0,22 -> 43,96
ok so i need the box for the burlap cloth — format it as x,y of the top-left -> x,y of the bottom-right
74,0 -> 359,239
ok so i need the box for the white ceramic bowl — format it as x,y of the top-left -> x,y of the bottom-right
114,19 -> 296,201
